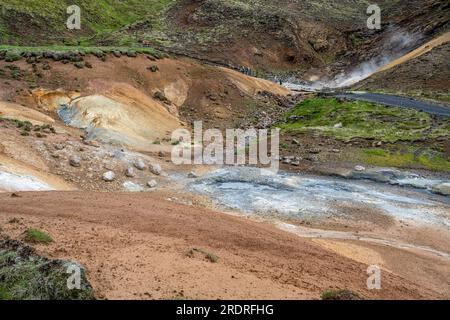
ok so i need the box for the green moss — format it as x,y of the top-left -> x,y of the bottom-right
4,50 -> 21,62
359,148 -> 450,172
24,228 -> 53,244
0,0 -> 176,45
279,98 -> 449,142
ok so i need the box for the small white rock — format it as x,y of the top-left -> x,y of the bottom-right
134,159 -> 147,171
354,165 -> 366,172
102,171 -> 115,182
334,123 -> 343,129
188,171 -> 198,178
147,180 -> 158,188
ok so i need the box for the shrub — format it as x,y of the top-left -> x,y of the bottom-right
321,289 -> 362,300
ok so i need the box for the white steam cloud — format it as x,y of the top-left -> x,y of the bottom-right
283,31 -> 423,91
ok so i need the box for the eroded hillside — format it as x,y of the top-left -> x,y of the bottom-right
2,0 -> 448,76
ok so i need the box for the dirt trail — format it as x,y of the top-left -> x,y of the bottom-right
0,191 -> 443,300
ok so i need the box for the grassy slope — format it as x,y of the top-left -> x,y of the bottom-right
0,0 -> 416,46
280,98 -> 448,142
279,98 -> 450,171
0,0 -> 175,44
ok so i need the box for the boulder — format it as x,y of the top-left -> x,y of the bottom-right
354,165 -> 366,172
150,164 -> 162,175
102,171 -> 115,182
69,155 -> 81,167
134,159 -> 147,171
125,167 -> 136,178
432,183 -> 450,196
54,143 -> 65,150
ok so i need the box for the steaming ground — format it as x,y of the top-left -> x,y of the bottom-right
285,31 -> 449,91
187,167 -> 450,228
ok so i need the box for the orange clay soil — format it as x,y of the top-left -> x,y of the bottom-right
0,191 -> 440,300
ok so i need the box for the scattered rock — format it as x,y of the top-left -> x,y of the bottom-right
134,159 -> 147,171
147,65 -> 159,72
281,156 -> 295,164
188,171 -> 198,178
432,183 -> 450,196
150,164 -> 162,175
333,123 -> 343,129
158,151 -> 166,158
69,155 -> 81,167
308,148 -> 321,154
304,154 -> 319,162
292,138 -> 300,145
125,167 -> 136,178
147,180 -> 158,188
102,171 -> 115,182
332,149 -> 341,153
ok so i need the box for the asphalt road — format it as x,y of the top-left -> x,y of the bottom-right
334,92 -> 450,117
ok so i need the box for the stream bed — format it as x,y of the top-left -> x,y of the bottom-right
187,167 -> 450,228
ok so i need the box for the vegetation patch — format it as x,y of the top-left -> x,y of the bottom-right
187,248 -> 219,263
0,45 -> 162,61
0,238 -> 94,300
358,148 -> 450,172
24,228 -> 53,244
321,289 -> 362,300
279,98 -> 449,143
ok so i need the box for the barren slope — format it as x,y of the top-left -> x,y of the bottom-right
0,191 -> 441,300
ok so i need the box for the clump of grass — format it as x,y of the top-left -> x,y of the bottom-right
321,289 -> 362,300
24,228 -> 53,244
187,248 -> 219,263
205,253 -> 219,263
